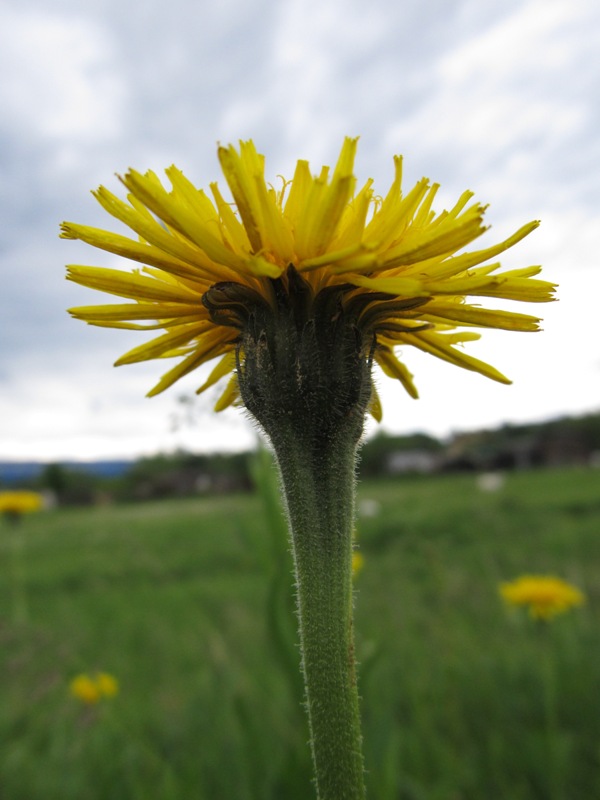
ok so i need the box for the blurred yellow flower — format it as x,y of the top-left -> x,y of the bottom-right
500,575 -> 585,620
70,672 -> 119,704
95,672 -> 119,697
352,551 -> 364,578
63,138 -> 555,416
0,491 -> 44,516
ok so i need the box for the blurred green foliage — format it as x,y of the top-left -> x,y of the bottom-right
1,463 -> 599,798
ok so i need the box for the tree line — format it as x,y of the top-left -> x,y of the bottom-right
5,411 -> 600,506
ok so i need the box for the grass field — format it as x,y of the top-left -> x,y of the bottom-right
1,460 -> 599,799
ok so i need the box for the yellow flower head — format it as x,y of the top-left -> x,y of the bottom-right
62,139 -> 555,417
0,491 -> 44,516
352,551 -> 364,578
500,575 -> 585,620
69,672 -> 119,704
95,672 -> 119,697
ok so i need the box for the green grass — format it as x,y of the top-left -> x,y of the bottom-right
1,464 -> 599,799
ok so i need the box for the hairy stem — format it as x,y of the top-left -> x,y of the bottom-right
230,265 -> 372,798
270,422 -> 366,800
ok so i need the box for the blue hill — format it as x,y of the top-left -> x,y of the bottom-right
0,460 -> 133,484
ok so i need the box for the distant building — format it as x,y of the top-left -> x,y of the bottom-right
386,449 -> 439,475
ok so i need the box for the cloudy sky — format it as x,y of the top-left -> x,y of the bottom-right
1,0 -> 598,462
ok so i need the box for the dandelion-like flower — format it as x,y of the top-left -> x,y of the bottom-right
500,575 -> 585,620
62,140 -> 555,800
352,551 -> 364,578
0,491 -> 44,517
69,672 -> 119,704
62,138 -> 555,419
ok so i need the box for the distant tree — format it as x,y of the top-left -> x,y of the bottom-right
40,463 -> 68,496
359,430 -> 442,478
37,463 -> 98,505
117,450 -> 254,501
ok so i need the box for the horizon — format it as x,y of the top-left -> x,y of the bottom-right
2,405 -> 598,469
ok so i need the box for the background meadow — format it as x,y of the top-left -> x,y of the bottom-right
1,458 -> 599,799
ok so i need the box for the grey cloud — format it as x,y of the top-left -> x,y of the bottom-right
1,0 -> 598,458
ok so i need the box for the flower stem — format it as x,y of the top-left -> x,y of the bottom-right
270,422 -> 366,800
231,266 -> 373,797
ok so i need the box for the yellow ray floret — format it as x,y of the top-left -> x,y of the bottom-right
63,138 -> 556,414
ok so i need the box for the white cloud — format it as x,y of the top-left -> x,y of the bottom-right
221,0 -> 389,159
1,0 -> 599,460
383,0 -> 597,197
0,351 -> 256,461
0,6 -> 127,143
